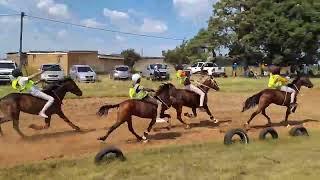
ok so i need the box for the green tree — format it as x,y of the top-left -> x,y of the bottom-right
121,49 -> 141,67
208,0 -> 320,65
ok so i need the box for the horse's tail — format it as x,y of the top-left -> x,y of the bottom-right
242,91 -> 263,112
97,104 -> 120,116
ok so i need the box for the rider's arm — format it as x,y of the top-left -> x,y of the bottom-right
142,88 -> 155,92
27,70 -> 45,79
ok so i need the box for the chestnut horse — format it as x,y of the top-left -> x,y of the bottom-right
0,78 -> 82,137
242,76 -> 313,127
96,83 -> 174,142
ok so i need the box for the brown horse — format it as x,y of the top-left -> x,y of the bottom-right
0,78 -> 83,137
242,76 -> 313,127
96,83 -> 174,142
169,76 -> 220,128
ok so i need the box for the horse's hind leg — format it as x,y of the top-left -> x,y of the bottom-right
127,117 -> 143,141
98,120 -> 125,141
262,109 -> 271,126
246,108 -> 262,126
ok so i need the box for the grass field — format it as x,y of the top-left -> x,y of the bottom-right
1,131 -> 320,180
1,75 -> 320,98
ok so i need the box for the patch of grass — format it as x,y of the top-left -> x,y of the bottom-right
1,76 -> 320,98
1,130 -> 320,180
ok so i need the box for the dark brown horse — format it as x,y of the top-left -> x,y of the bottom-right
169,76 -> 220,128
0,78 -> 83,137
96,83 -> 174,142
242,76 -> 313,127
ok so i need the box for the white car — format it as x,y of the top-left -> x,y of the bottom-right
70,65 -> 97,83
188,61 -> 226,77
40,64 -> 65,82
0,60 -> 17,83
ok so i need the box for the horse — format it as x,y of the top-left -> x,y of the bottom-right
169,76 -> 220,128
242,76 -> 313,127
96,83 -> 174,142
0,78 -> 83,137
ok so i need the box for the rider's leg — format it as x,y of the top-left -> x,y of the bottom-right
30,88 -> 54,118
185,84 -> 205,109
143,96 -> 166,122
280,86 -> 297,111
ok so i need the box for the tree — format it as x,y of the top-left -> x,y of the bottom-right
121,49 -> 141,67
207,0 -> 320,65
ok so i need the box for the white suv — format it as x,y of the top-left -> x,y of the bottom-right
40,64 -> 64,82
188,61 -> 225,77
0,60 -> 17,83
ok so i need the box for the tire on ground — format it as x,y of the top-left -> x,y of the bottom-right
289,126 -> 309,136
94,146 -> 126,164
224,128 -> 249,145
259,127 -> 278,140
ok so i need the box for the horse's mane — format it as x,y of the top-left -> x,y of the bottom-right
156,83 -> 174,96
42,77 -> 74,92
287,75 -> 301,88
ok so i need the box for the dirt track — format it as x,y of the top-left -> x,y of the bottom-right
0,89 -> 320,167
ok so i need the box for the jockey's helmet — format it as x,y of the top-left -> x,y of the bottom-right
269,65 -> 281,75
132,73 -> 141,84
12,69 -> 23,78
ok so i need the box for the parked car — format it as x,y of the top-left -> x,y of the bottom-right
188,61 -> 226,77
110,65 -> 131,80
70,65 -> 96,83
142,63 -> 170,81
0,60 -> 17,83
40,64 -> 64,82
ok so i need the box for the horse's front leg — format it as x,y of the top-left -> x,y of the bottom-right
57,111 -> 80,131
29,117 -> 51,130
204,105 -> 218,123
284,107 -> 291,127
175,105 -> 190,129
142,118 -> 157,142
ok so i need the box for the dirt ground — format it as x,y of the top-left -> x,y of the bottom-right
0,89 -> 320,168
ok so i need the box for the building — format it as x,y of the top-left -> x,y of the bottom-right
6,51 -> 124,74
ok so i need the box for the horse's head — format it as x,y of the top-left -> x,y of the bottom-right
60,77 -> 83,96
202,76 -> 220,91
298,76 -> 313,88
155,83 -> 176,97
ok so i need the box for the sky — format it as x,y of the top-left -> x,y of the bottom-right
0,0 -> 217,57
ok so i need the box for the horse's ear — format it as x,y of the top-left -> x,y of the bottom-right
210,75 -> 214,79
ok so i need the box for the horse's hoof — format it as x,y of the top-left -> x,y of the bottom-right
97,137 -> 106,141
142,139 -> 149,143
185,125 -> 191,129
286,124 -> 291,128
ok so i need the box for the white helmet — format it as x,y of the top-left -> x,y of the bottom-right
132,73 -> 141,83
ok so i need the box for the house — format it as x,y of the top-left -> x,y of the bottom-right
6,51 -> 124,74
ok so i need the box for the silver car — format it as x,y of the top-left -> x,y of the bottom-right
40,64 -> 65,82
110,65 -> 131,80
70,65 -> 96,83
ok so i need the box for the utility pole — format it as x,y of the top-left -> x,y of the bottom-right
19,12 -> 25,68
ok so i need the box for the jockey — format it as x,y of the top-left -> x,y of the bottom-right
268,66 -> 297,111
176,68 -> 206,111
11,69 -> 54,118
129,73 -> 166,122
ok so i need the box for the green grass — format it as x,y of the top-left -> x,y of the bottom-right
1,131 -> 320,180
1,76 -> 320,98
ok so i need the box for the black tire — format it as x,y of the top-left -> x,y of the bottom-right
259,127 -> 278,140
94,146 -> 126,164
224,128 -> 249,145
289,126 -> 309,136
